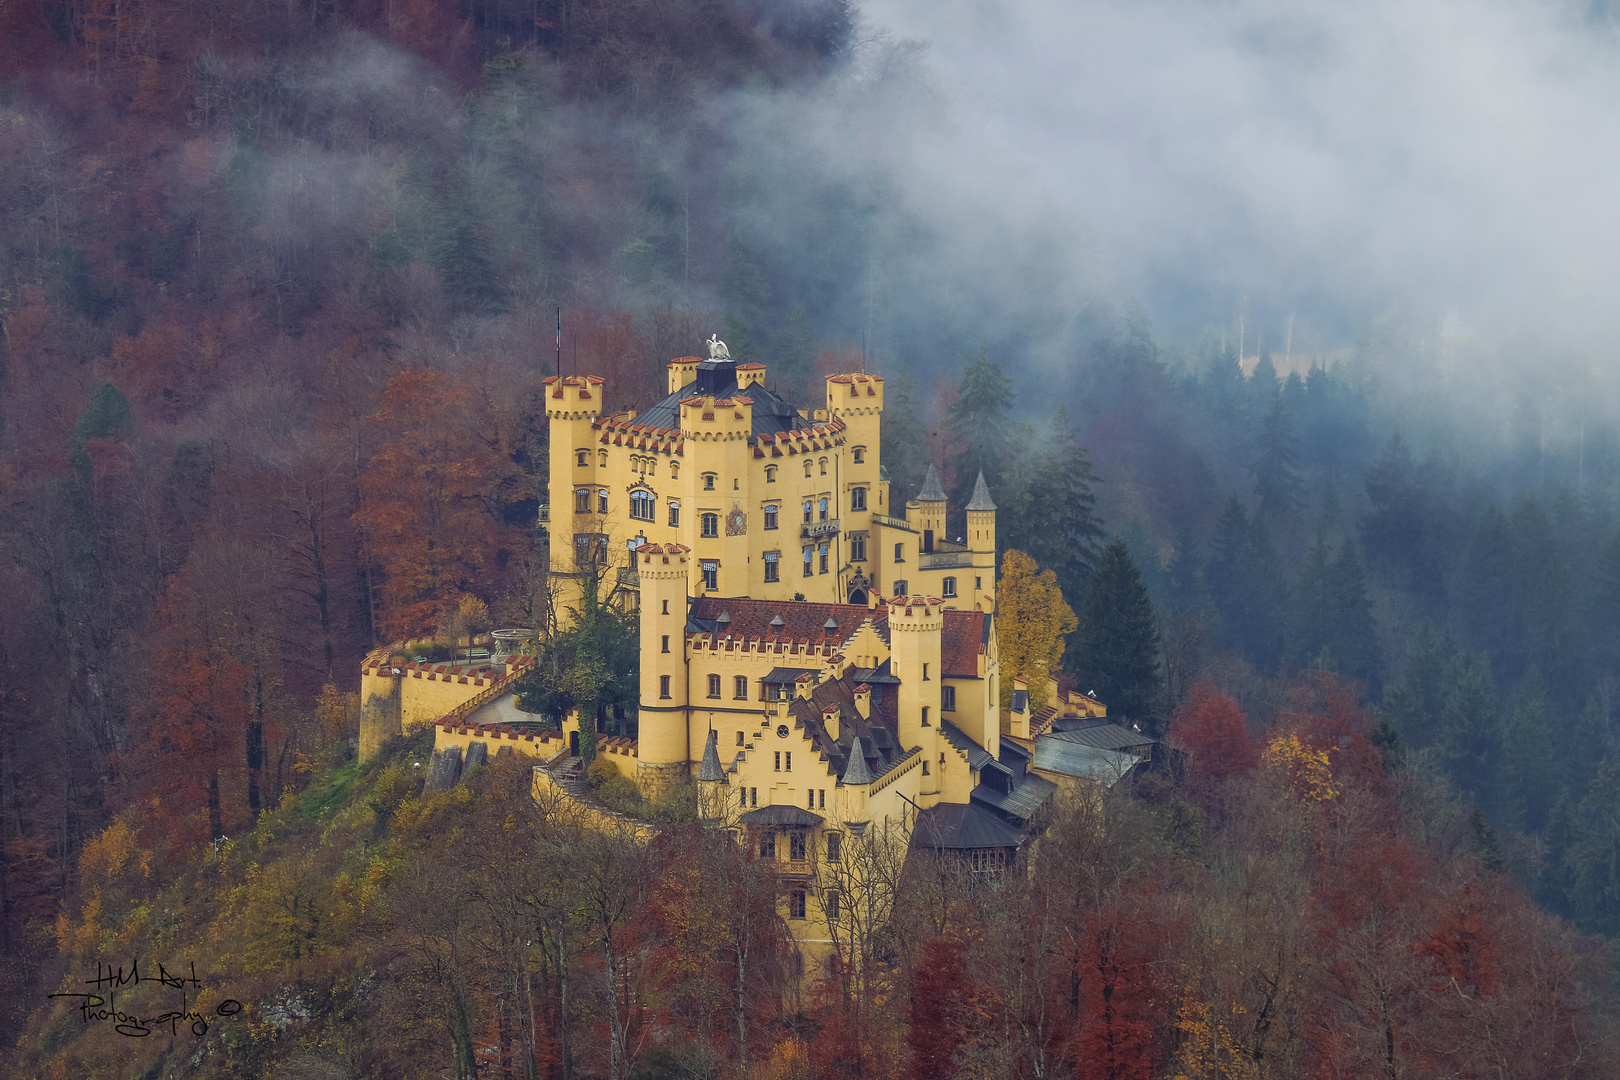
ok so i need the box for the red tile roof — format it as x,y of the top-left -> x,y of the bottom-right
942,610 -> 988,679
689,596 -> 883,647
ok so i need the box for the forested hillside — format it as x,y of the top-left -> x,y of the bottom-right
5,0 -> 1620,1074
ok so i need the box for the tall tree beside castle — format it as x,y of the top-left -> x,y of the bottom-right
1253,395 -> 1305,514
881,360 -> 931,504
1073,538 -> 1165,735
946,347 -> 1015,512
996,550 -> 1077,710
1001,407 -> 1106,600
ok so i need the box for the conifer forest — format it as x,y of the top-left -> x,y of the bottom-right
4,1 -> 1620,1077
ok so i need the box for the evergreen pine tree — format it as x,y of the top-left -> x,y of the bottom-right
1498,669 -> 1558,832
1006,408 -> 1105,601
1378,623 -> 1454,749
1329,538 -> 1382,690
1073,538 -> 1165,735
880,359 -> 929,503
1208,501 -> 1288,671
1591,529 -> 1620,684
946,345 -> 1014,509
1437,652 -> 1500,811
1361,433 -> 1441,598
1252,396 -> 1304,514
1568,761 -> 1620,936
1287,533 -> 1335,671
1165,524 -> 1203,614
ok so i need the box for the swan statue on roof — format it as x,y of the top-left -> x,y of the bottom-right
707,334 -> 730,361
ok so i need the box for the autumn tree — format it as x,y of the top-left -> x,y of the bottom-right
997,550 -> 1078,710
354,369 -> 506,642
1170,682 -> 1257,794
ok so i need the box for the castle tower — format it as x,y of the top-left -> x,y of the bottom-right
696,728 -> 728,823
965,471 -> 998,612
637,542 -> 692,799
909,464 -> 947,554
888,594 -> 944,804
826,373 -> 885,601
545,374 -> 608,618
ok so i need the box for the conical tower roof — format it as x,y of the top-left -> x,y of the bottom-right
841,736 -> 875,785
916,463 -> 947,503
696,729 -> 726,782
966,470 -> 997,511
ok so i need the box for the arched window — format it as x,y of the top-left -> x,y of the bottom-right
668,501 -> 680,527
852,446 -> 865,464
575,488 -> 591,513
819,457 -> 828,475
597,489 -> 609,514
818,497 -> 829,521
576,449 -> 589,467
598,450 -> 607,467
630,490 -> 655,521
765,465 -> 777,483
669,462 -> 679,479
804,460 -> 813,478
803,500 -> 814,524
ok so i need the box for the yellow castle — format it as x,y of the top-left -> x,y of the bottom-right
362,342 -> 1144,975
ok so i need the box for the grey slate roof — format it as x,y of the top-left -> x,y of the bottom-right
697,729 -> 726,781
1033,739 -> 1141,787
940,720 -> 995,771
966,471 -> 997,511
762,666 -> 819,686
632,365 -> 806,438
912,802 -> 1025,851
842,735 -> 875,784
1047,724 -> 1156,752
972,770 -> 1056,824
738,805 -> 825,827
916,462 -> 947,502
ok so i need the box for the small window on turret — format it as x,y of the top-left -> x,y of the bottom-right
852,446 -> 865,463
766,465 -> 777,482
577,450 -> 589,467
804,461 -> 813,479
670,463 -> 679,479
599,450 -> 607,467
819,457 -> 828,475
703,473 -> 716,490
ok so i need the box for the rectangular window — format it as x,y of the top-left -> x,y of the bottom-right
766,466 -> 777,483
598,489 -> 609,514
922,706 -> 931,727
774,751 -> 781,772
824,890 -> 840,920
942,576 -> 957,597
764,551 -> 780,582
853,446 -> 865,463
942,686 -> 956,711
923,663 -> 930,681
764,505 -> 779,530
708,674 -> 721,698
701,513 -> 719,537
668,502 -> 680,527
704,474 -> 716,490
702,561 -> 718,591
789,890 -> 806,920
789,831 -> 807,860
660,675 -> 671,699
850,487 -> 867,511
975,576 -> 982,589
819,789 -> 825,809
803,500 -> 814,524
893,580 -> 908,597
750,787 -> 757,807
803,548 -> 814,577
826,832 -> 841,861
737,730 -> 745,745
630,491 -> 655,521
785,751 -> 792,772
894,543 -> 905,563
808,789 -> 815,809
661,635 -> 670,653
575,488 -> 591,513
850,536 -> 867,562
818,543 -> 829,574
735,675 -> 749,700
761,832 -> 776,859
577,450 -> 589,467
819,497 -> 829,522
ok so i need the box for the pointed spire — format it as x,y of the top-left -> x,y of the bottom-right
697,729 -> 725,782
917,463 -> 947,503
966,470 -> 997,511
841,736 -> 875,785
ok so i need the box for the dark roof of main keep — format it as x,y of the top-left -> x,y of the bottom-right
912,802 -> 1025,850
1045,724 -> 1156,752
633,365 -> 806,438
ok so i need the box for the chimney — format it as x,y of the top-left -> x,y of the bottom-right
1011,677 -> 1029,715
795,673 -> 816,701
853,683 -> 872,720
823,703 -> 841,741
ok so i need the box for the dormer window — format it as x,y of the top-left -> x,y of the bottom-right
703,473 -> 717,491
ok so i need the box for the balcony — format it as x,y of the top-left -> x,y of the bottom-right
869,512 -> 913,532
921,550 -> 974,569
801,519 -> 841,540
617,567 -> 640,588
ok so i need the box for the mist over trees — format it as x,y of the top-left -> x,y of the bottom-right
4,0 -> 1620,1072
